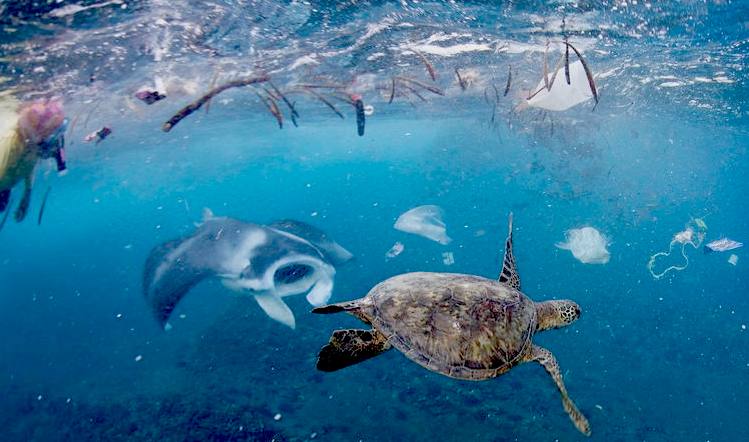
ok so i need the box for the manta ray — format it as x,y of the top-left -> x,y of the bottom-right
143,210 -> 353,329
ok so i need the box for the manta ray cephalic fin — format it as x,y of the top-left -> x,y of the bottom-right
254,292 -> 296,329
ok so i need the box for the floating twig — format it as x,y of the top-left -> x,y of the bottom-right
412,49 -> 437,81
388,77 -> 396,104
269,81 -> 300,125
504,65 -> 512,97
543,41 -> 550,91
455,68 -> 468,91
300,88 -> 345,119
37,186 -> 51,226
564,38 -> 571,85
204,72 -> 220,114
527,52 -> 565,100
394,76 -> 444,96
257,89 -> 283,129
399,82 -> 427,102
294,84 -> 347,89
328,93 -> 356,106
565,41 -> 599,106
162,74 -> 271,132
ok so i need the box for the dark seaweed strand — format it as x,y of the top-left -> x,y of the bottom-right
394,76 -> 444,96
258,89 -> 283,129
204,72 -> 220,114
527,52 -> 564,100
0,197 -> 12,231
565,42 -> 599,106
564,38 -> 571,85
268,96 -> 284,129
162,74 -> 271,132
399,82 -> 427,102
37,186 -> 51,226
543,41 -> 550,91
388,77 -> 396,104
455,68 -> 467,91
262,88 -> 284,126
546,52 -> 565,92
327,93 -> 356,105
294,84 -> 347,89
300,88 -> 345,119
268,81 -> 299,119
504,65 -> 512,96
355,98 -> 365,136
413,49 -> 437,81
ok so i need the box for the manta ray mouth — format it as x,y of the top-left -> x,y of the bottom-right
274,263 -> 313,284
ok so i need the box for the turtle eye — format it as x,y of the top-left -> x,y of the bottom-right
274,264 -> 312,285
560,302 -> 581,324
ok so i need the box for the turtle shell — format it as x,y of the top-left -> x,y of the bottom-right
360,272 -> 537,380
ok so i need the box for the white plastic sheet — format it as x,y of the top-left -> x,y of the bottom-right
394,205 -> 451,245
556,226 -> 610,264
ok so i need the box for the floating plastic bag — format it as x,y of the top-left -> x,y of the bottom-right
394,205 -> 452,245
556,226 -> 610,264
704,237 -> 743,253
728,254 -> 739,266
527,60 -> 594,112
385,241 -> 404,259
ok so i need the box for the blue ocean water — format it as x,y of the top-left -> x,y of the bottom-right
1,1 -> 748,441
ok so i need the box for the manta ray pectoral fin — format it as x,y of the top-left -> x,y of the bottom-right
267,219 -> 354,266
254,292 -> 296,329
143,237 -> 210,329
306,277 -> 333,306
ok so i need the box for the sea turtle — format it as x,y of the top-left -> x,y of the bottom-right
313,214 -> 591,435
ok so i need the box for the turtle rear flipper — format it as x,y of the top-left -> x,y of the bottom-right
316,329 -> 390,372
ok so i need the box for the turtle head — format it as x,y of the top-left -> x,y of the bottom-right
535,300 -> 581,331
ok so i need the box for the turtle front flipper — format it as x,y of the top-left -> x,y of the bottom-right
527,344 -> 591,436
316,329 -> 391,372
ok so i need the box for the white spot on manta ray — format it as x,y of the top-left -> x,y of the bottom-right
151,235 -> 200,289
222,229 -> 268,275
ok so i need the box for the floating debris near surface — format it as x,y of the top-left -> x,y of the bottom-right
84,126 -> 111,144
385,241 -> 404,259
162,75 -> 270,132
704,238 -> 743,253
556,226 -> 610,264
442,251 -> 455,266
37,186 -> 51,226
134,89 -> 166,105
728,254 -> 739,266
394,205 -> 451,245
